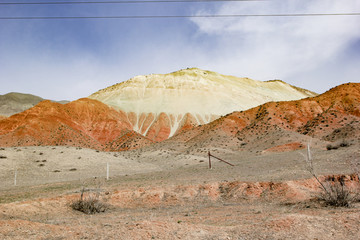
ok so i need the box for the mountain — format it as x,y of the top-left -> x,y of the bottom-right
89,68 -> 316,141
0,92 -> 44,117
0,98 -> 153,151
0,78 -> 356,153
166,83 -> 360,152
0,92 -> 69,117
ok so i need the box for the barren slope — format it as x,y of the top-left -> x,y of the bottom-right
0,98 -> 153,150
166,83 -> 360,152
90,68 -> 316,141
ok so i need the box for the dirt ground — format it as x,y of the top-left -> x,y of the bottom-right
0,144 -> 359,239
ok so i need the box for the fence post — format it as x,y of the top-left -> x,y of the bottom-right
14,169 -> 17,186
208,151 -> 212,169
208,151 -> 234,169
106,163 -> 109,180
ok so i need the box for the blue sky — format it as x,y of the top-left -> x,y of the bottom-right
0,0 -> 359,101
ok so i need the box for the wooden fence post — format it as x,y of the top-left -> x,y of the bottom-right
208,151 -> 234,169
14,169 -> 17,186
208,151 -> 212,169
106,163 -> 109,180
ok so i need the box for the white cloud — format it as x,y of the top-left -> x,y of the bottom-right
191,0 -> 360,92
1,1 -> 359,101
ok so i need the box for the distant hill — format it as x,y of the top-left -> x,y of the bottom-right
90,68 -> 317,141
0,92 -> 69,117
0,92 -> 44,117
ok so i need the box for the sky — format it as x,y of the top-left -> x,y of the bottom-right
0,0 -> 359,101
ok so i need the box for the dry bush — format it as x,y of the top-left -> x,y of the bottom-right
326,139 -> 350,150
317,178 -> 359,207
339,140 -> 350,147
70,187 -> 110,214
302,144 -> 360,207
326,144 -> 338,150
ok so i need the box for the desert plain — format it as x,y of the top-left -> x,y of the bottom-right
0,139 -> 359,239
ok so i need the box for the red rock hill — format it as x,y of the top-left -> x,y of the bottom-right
0,98 -> 153,151
168,83 -> 360,151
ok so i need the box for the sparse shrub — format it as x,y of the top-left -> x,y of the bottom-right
69,168 -> 77,171
326,144 -> 339,150
317,178 -> 358,207
303,144 -> 360,207
70,187 -> 109,214
71,195 -> 108,214
329,144 -> 338,150
326,144 -> 334,150
326,139 -> 350,150
339,140 -> 350,148
0,155 -> 7,159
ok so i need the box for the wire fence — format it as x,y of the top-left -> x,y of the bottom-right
1,163 -> 112,190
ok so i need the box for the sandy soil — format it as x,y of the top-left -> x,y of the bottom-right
0,143 -> 359,239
